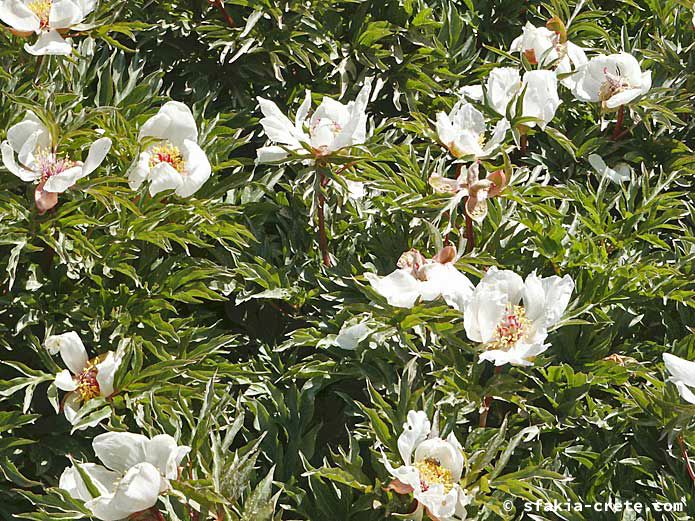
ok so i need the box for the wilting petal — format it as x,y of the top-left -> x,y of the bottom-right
385,478 -> 415,495
429,173 -> 462,194
25,30 -> 73,56
465,192 -> 489,223
486,170 -> 507,198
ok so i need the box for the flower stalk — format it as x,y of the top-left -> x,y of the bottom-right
611,106 -> 625,141
677,435 -> 695,485
209,0 -> 235,28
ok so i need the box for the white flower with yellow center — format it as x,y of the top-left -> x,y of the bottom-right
572,52 -> 651,110
510,21 -> 587,88
46,332 -> 121,429
59,431 -> 190,521
256,78 -> 373,162
383,411 -> 471,521
128,101 -> 212,198
436,101 -> 509,160
1,111 -> 111,213
0,0 -> 97,55
464,268 -> 574,366
365,246 -> 474,310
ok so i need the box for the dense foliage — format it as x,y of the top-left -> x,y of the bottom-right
0,0 -> 694,520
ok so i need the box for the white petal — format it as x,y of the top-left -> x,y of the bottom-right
256,145 -> 291,163
335,322 -> 371,350
43,166 -> 84,193
365,270 -> 421,309
92,432 -> 149,473
145,434 -> 189,480
49,332 -> 87,374
486,67 -> 521,115
95,352 -> 120,398
59,463 -> 120,502
605,88 -> 643,109
0,0 -> 40,32
175,140 -> 211,198
536,274 -> 574,327
148,162 -> 183,197
139,101 -> 198,146
55,369 -> 78,391
85,462 -> 162,521
419,263 -> 474,311
460,84 -> 483,102
420,485 -> 459,520
127,152 -> 151,190
7,112 -> 50,152
397,411 -> 430,465
588,154 -> 631,184
675,381 -> 695,405
24,30 -> 73,56
663,353 -> 695,389
1,141 -> 40,182
295,90 -> 312,130
63,391 -> 82,425
257,97 -> 306,147
521,70 -> 560,129
80,137 -> 111,177
49,0 -> 84,29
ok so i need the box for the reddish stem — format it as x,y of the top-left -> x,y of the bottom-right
209,0 -> 235,27
612,106 -> 625,141
677,435 -> 695,485
479,366 -> 503,428
519,134 -> 528,155
317,172 -> 332,267
464,204 -> 475,254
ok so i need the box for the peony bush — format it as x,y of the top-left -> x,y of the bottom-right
0,1 -> 694,520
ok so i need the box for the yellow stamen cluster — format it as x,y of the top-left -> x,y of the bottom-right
414,458 -> 454,492
599,72 -> 630,104
75,364 -> 100,401
149,143 -> 186,173
28,0 -> 52,27
487,305 -> 530,352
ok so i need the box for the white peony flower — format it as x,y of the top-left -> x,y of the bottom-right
47,332 -> 121,429
518,70 -> 561,130
365,246 -> 474,310
436,101 -> 509,160
60,431 -> 190,521
256,78 -> 372,162
572,52 -> 652,110
464,268 -> 574,367
128,101 -> 212,198
383,410 -> 470,521
663,353 -> 695,404
510,21 -> 587,89
481,68 -> 561,129
1,111 -> 111,213
0,0 -> 97,55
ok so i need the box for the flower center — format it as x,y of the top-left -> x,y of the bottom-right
599,69 -> 630,103
28,0 -> 52,28
35,149 -> 77,182
75,364 -> 100,401
149,143 -> 186,173
414,458 -> 454,493
488,304 -> 530,352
